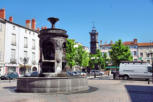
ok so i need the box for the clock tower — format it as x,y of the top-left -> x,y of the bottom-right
90,26 -> 99,54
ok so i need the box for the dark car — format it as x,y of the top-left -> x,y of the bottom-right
0,75 -> 8,80
0,72 -> 19,80
90,70 -> 104,76
7,72 -> 19,79
31,71 -> 39,77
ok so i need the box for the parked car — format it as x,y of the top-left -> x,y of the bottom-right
24,72 -> 31,77
30,71 -> 39,77
90,70 -> 104,76
72,71 -> 81,76
80,72 -> 87,76
0,72 -> 19,80
0,75 -> 8,80
7,72 -> 19,79
66,71 -> 73,76
66,71 -> 82,76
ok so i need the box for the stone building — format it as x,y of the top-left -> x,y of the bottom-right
100,39 -> 153,64
90,26 -> 99,54
0,8 -> 39,76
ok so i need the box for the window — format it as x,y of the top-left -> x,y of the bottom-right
25,30 -> 27,33
134,51 -> 137,56
13,26 -> 15,30
33,32 -> 35,36
11,49 -> 16,59
32,52 -> 35,61
146,53 -> 149,57
140,52 -> 143,57
24,51 -> 28,58
147,60 -> 150,64
32,52 -> 36,65
32,39 -> 35,49
11,34 -> 16,46
24,37 -> 28,48
0,23 -> 2,31
134,46 -> 137,49
148,66 -> 152,72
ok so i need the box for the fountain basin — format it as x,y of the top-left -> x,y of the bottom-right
16,77 -> 88,93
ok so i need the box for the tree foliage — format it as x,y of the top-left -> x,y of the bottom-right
89,49 -> 108,69
75,45 -> 89,68
101,52 -> 109,69
66,39 -> 77,68
109,39 -> 133,66
66,39 -> 89,69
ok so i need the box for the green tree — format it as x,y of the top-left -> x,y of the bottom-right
66,39 -> 77,68
89,49 -> 104,69
96,49 -> 103,69
75,45 -> 89,68
109,39 -> 133,66
89,54 -> 97,69
101,52 -> 109,69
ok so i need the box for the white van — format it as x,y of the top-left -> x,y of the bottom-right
119,62 -> 152,80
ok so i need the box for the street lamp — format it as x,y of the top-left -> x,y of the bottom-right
20,57 -> 29,76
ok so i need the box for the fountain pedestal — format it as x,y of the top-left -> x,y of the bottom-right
16,17 -> 88,93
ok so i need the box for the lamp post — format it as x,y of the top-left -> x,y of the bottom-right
20,57 -> 29,76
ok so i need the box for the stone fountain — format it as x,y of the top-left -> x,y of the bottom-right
16,17 -> 88,93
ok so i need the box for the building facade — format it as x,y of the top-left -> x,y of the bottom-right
90,26 -> 99,54
0,9 -> 39,76
0,18 -> 5,75
100,39 -> 153,65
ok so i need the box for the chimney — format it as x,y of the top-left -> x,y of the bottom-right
31,19 -> 36,30
0,8 -> 5,19
110,40 -> 113,44
41,27 -> 43,30
133,39 -> 137,44
26,20 -> 31,29
9,16 -> 13,22
44,26 -> 47,29
37,28 -> 40,31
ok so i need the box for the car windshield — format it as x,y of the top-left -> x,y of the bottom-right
148,67 -> 152,72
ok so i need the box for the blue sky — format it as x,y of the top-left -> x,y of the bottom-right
1,0 -> 153,47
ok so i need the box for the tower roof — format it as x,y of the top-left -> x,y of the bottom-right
91,25 -> 97,33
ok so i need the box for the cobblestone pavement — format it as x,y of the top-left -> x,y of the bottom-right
0,78 -> 153,102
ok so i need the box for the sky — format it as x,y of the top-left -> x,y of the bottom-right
1,0 -> 153,48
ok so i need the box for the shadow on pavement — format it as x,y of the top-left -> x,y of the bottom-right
64,86 -> 98,95
3,86 -> 98,95
3,86 -> 16,92
125,85 -> 153,102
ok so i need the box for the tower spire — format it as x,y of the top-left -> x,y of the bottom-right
92,21 -> 96,31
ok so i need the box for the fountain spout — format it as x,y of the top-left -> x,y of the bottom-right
48,17 -> 59,28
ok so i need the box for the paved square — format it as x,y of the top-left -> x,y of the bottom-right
0,79 -> 153,102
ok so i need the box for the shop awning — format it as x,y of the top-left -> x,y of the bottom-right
106,66 -> 119,69
19,64 -> 31,68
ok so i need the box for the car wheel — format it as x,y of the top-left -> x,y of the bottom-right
123,75 -> 129,80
